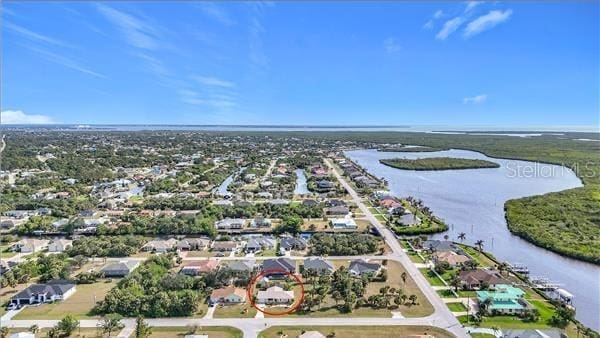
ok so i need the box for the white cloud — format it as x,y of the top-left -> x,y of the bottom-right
96,4 -> 160,50
464,1 -> 483,13
197,3 -> 235,26
436,17 -> 464,40
4,22 -> 73,48
192,75 -> 236,88
464,9 -> 513,38
22,44 -> 106,78
463,94 -> 488,104
383,37 -> 401,54
1,110 -> 54,124
423,10 -> 444,30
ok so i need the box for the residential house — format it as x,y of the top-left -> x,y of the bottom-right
396,212 -> 421,226
459,269 -> 509,290
101,261 -> 140,277
226,260 -> 256,273
180,260 -> 220,276
209,286 -> 247,304
177,238 -> 210,251
330,218 -> 357,229
303,258 -> 335,275
302,199 -> 318,207
421,240 -> 458,253
142,238 -> 178,253
279,236 -> 307,253
325,199 -> 346,207
251,217 -> 272,228
12,239 -> 49,253
212,241 -> 239,252
316,180 -> 334,191
10,280 -> 76,306
325,206 -> 349,216
262,258 -> 296,274
477,284 -> 529,315
256,286 -> 294,304
257,192 -> 273,199
215,218 -> 245,230
48,239 -> 73,253
245,236 -> 276,253
433,251 -> 471,267
349,259 -> 382,276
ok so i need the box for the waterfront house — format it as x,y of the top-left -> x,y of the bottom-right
476,284 -> 529,315
10,280 -> 76,307
433,251 -> 471,267
256,286 -> 294,304
101,261 -> 140,277
396,212 -> 421,226
245,236 -> 276,253
459,269 -> 509,290
210,286 -> 247,304
421,240 -> 458,253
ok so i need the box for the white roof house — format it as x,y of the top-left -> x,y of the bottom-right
330,218 -> 357,229
256,286 -> 294,304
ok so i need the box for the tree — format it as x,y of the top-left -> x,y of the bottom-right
458,232 -> 466,242
29,325 -> 39,334
400,272 -> 407,286
135,316 -> 152,338
100,313 -> 125,337
450,274 -> 461,292
475,240 -> 484,252
56,314 -> 80,337
0,327 -> 8,338
408,294 -> 418,305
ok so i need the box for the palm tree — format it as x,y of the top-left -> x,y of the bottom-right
408,294 -> 418,305
450,274 -> 461,292
400,272 -> 407,289
29,325 -> 39,334
475,239 -> 484,252
458,232 -> 466,242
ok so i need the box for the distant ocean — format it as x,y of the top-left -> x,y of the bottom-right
1,124 -> 598,133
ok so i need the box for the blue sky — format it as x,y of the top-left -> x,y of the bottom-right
1,1 -> 598,127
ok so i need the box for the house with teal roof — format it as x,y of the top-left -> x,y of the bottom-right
476,284 -> 529,315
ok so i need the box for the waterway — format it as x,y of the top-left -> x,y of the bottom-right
294,169 -> 310,195
345,148 -> 599,330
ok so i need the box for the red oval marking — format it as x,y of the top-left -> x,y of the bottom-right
246,268 -> 305,316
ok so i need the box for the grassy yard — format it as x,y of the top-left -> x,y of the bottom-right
148,326 -> 242,338
419,268 -> 446,286
460,245 -> 497,268
408,252 -> 424,263
284,260 -> 433,318
256,248 -> 277,257
470,334 -> 495,338
14,280 -> 117,319
186,250 -> 217,257
0,245 -> 17,259
437,289 -> 456,298
213,303 -> 257,318
259,325 -> 455,338
446,302 -> 467,312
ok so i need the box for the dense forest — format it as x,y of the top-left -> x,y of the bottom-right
379,157 -> 500,171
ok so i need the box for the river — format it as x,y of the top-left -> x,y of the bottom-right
294,169 -> 310,195
345,148 -> 599,330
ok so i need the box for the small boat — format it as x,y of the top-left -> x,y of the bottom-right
509,262 -> 530,274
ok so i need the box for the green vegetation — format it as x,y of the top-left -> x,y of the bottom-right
380,157 -> 500,171
446,302 -> 467,312
259,326 -> 454,338
148,326 -> 243,338
308,233 -> 382,256
67,236 -> 146,257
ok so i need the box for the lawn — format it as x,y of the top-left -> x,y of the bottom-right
460,245 -> 497,268
148,326 -> 242,338
458,313 -> 556,330
14,280 -> 117,319
0,245 -> 17,259
213,303 -> 257,318
470,334 -> 495,338
408,252 -> 424,263
259,325 -> 455,338
284,260 -> 434,318
446,302 -> 467,312
186,250 -> 217,257
419,268 -> 446,286
256,248 -> 277,257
